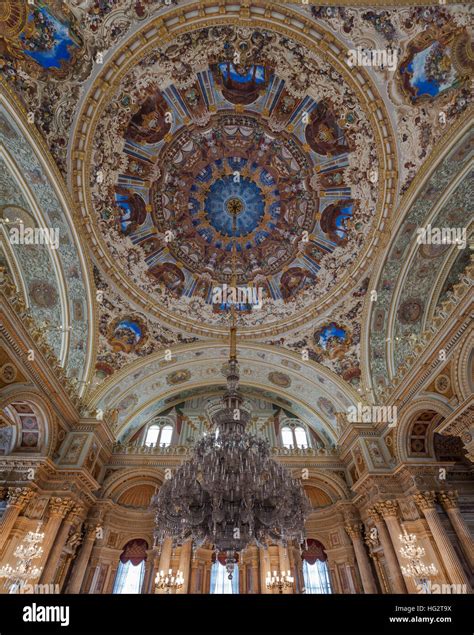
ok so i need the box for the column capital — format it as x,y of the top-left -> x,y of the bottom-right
438,490 -> 458,510
375,500 -> 399,519
7,486 -> 35,509
67,504 -> 84,523
413,491 -> 437,512
345,523 -> 363,541
367,506 -> 382,523
85,522 -> 100,540
48,497 -> 74,518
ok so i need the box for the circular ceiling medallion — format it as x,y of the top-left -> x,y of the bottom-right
76,18 -> 394,337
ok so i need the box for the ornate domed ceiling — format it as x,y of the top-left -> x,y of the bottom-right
84,25 -> 388,336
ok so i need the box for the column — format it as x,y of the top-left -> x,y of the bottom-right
40,504 -> 83,584
414,492 -> 471,589
0,488 -> 35,552
67,524 -> 97,594
190,558 -> 200,594
369,506 -> 407,593
176,540 -> 192,594
259,547 -> 272,593
438,491 -> 474,572
344,524 -> 377,594
149,546 -> 161,593
37,498 -> 74,573
278,545 -> 292,593
156,537 -> 173,594
246,546 -> 259,593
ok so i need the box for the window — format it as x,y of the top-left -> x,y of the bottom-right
294,426 -> 308,449
303,560 -> 332,594
210,562 -> 239,594
145,425 -> 160,447
281,425 -> 308,449
281,427 -> 293,448
113,560 -> 145,594
160,424 -> 173,447
144,423 -> 173,447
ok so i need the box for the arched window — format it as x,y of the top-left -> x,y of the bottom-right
281,424 -> 308,449
281,426 -> 293,448
301,539 -> 332,594
144,423 -> 173,447
160,425 -> 173,447
113,539 -> 148,594
145,425 -> 160,447
294,426 -> 308,449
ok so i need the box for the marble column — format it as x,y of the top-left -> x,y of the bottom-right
369,505 -> 407,593
345,524 -> 377,594
40,504 -> 83,584
37,498 -> 74,574
278,545 -> 292,593
0,487 -> 35,552
67,524 -> 97,594
414,492 -> 471,589
149,546 -> 161,593
190,559 -> 201,594
156,537 -> 173,593
438,491 -> 474,572
176,540 -> 192,594
259,547 -> 271,594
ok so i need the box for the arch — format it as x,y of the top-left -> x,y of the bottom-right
100,467 -> 164,503
0,390 -> 57,456
86,342 -> 362,446
452,326 -> 474,402
361,113 -> 473,402
0,86 -> 95,392
395,399 -> 452,462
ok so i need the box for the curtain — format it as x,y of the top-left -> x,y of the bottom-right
210,562 -> 239,594
112,560 -> 145,594
303,559 -> 332,594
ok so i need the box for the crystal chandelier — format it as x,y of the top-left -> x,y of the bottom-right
151,212 -> 309,579
399,527 -> 438,579
155,568 -> 184,594
0,523 -> 44,592
266,570 -> 294,593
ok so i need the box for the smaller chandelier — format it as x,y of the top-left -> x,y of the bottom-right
399,527 -> 438,579
266,570 -> 294,594
155,569 -> 184,594
0,523 -> 44,592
